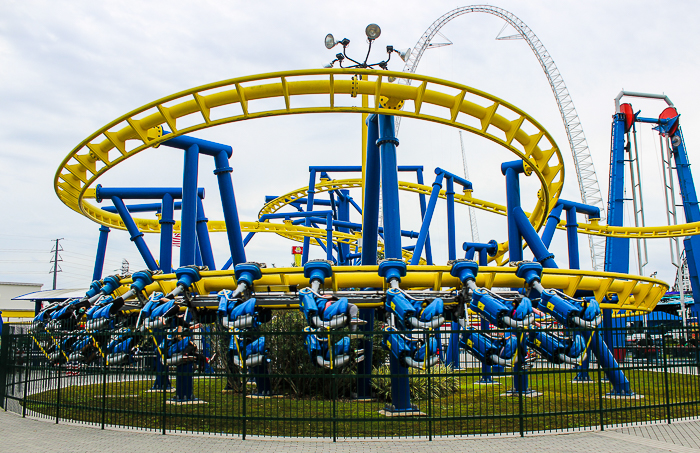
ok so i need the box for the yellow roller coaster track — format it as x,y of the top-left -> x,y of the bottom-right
54,68 -> 678,312
55,68 -> 564,236
109,265 -> 667,313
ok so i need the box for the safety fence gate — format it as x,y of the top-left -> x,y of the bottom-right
2,321 -> 700,440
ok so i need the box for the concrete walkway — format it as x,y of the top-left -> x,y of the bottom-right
2,410 -> 700,452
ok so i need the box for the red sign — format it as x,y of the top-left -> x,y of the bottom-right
292,246 -> 303,255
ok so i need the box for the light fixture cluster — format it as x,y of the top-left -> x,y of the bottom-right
323,24 -> 410,75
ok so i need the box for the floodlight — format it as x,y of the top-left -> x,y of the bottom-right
365,24 -> 381,40
397,48 -> 411,62
323,63 -> 333,68
325,34 -> 337,49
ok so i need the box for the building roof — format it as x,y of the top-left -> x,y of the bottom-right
0,281 -> 44,287
12,288 -> 87,302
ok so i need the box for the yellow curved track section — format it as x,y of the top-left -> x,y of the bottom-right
55,68 -> 564,236
109,266 -> 667,313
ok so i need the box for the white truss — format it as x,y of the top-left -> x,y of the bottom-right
396,5 -> 607,270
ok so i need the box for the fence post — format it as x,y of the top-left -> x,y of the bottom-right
661,334 -> 671,424
332,360 -> 337,443
427,330 -> 433,441
596,327 -> 604,431
518,338 -> 524,437
161,361 -> 167,435
22,344 -> 29,418
242,339 -> 247,441
101,360 -> 107,429
55,363 -> 61,424
0,324 -> 10,409
696,326 -> 700,382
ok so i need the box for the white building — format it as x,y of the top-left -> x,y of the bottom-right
0,281 -> 44,322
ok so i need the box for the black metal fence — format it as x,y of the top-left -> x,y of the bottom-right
1,319 -> 699,439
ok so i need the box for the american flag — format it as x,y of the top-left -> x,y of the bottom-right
173,233 -> 181,247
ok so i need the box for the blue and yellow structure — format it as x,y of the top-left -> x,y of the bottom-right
45,67 -> 700,409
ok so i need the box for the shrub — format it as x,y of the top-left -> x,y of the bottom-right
371,364 -> 460,402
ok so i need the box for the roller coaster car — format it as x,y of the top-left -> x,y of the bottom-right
304,327 -> 360,369
469,289 -> 534,328
51,298 -> 91,322
139,294 -> 180,331
105,328 -> 138,366
47,335 -> 80,366
217,290 -> 271,330
67,335 -> 100,364
30,305 -> 57,333
382,326 -> 439,370
298,288 -> 361,330
536,291 -> 602,328
165,336 -> 212,371
460,329 -> 518,367
86,296 -> 125,331
30,299 -> 88,333
229,334 -> 267,368
527,331 -> 586,365
385,289 -> 445,330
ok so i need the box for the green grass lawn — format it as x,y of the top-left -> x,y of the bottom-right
23,366 -> 700,438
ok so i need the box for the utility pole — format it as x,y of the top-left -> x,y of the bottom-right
50,238 -> 64,290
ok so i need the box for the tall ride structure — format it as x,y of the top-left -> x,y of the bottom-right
397,5 -> 606,270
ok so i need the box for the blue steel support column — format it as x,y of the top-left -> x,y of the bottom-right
361,115 -> 381,264
445,321 -> 461,369
301,170 -> 317,265
478,250 -> 488,266
501,161 -> 531,394
479,319 -> 493,383
213,151 -> 247,266
377,114 -> 402,259
671,128 -> 700,320
326,213 -> 334,261
411,172 -> 445,265
196,198 -> 216,270
541,203 -> 564,248
111,197 -> 159,271
502,161 -> 525,263
358,117 -> 380,399
565,207 -> 580,270
604,115 -> 629,351
159,194 -> 175,274
338,190 -> 351,265
180,144 -> 200,266
672,128 -> 700,221
512,208 -> 558,268
446,177 -> 456,261
92,226 -> 110,281
415,168 -> 433,265
151,335 -> 172,390
377,114 -> 412,412
605,115 -> 630,273
355,308 -> 375,400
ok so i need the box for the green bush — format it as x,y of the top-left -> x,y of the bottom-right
206,309 -> 392,399
265,310 -> 357,398
371,364 -> 460,402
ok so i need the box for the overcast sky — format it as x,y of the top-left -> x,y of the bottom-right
1,0 -> 699,291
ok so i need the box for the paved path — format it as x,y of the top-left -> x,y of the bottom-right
2,410 -> 700,452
